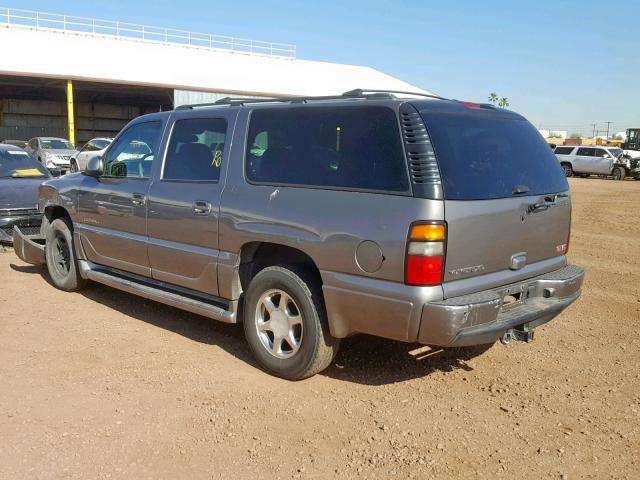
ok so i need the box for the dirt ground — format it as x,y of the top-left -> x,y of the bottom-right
0,178 -> 638,479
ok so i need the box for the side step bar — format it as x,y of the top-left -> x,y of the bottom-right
78,260 -> 237,324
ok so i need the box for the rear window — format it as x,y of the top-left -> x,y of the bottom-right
419,110 -> 568,200
554,146 -> 574,155
245,106 -> 409,192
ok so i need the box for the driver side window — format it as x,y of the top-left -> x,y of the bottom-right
103,121 -> 162,178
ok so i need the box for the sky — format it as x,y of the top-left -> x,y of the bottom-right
12,0 -> 640,136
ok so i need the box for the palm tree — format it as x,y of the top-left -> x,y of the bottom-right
488,92 -> 498,105
498,97 -> 510,108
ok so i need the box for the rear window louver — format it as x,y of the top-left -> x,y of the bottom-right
399,103 -> 443,200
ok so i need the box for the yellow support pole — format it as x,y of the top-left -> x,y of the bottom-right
66,80 -> 75,146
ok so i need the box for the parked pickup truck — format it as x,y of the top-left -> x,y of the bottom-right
13,90 -> 585,379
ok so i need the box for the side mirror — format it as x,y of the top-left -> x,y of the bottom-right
85,155 -> 104,177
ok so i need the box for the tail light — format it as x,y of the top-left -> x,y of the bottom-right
405,222 -> 446,286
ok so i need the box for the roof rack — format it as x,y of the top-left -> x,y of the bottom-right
174,89 -> 444,110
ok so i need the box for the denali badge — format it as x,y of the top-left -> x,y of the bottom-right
449,264 -> 486,276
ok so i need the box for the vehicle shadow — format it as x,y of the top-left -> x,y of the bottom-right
9,262 -> 494,385
323,336 -> 493,385
9,262 -> 57,288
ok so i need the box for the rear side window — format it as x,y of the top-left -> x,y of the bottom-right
419,110 -> 568,200
554,146 -> 574,155
576,147 -> 595,156
245,106 -> 409,192
163,118 -> 227,181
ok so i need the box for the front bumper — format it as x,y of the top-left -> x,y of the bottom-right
12,226 -> 46,264
418,265 -> 585,346
0,212 -> 43,244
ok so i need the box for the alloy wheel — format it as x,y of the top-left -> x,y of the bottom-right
254,289 -> 303,359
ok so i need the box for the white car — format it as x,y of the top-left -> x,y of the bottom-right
554,145 -> 628,180
24,137 -> 75,174
70,138 -> 113,172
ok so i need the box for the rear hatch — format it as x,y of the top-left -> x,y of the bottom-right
417,103 -> 571,297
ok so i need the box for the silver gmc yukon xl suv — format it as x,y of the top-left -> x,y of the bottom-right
13,90 -> 585,379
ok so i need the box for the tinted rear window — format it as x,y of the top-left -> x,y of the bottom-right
419,110 -> 568,200
245,106 -> 409,192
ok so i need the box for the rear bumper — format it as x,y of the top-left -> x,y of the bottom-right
418,265 -> 585,346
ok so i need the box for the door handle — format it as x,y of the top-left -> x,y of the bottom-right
132,193 -> 146,206
192,200 -> 212,215
527,202 -> 549,214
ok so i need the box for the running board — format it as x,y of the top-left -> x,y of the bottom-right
78,260 -> 237,323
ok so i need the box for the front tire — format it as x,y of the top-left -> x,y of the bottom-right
243,266 -> 339,380
70,159 -> 79,173
561,163 -> 573,177
45,218 -> 87,291
612,166 -> 626,181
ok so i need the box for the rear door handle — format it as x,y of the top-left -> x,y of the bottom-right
132,193 -> 146,206
193,200 -> 212,215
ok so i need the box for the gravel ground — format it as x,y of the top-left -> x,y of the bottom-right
0,177 -> 638,479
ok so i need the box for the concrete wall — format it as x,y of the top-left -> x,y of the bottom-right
0,25 -> 427,97
0,98 -> 156,144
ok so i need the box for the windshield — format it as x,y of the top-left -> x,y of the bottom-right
41,139 -> 74,150
609,148 -> 623,157
419,109 -> 569,200
94,139 -> 111,149
0,149 -> 49,178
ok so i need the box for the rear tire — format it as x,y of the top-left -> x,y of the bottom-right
70,159 -> 78,173
243,265 -> 339,380
45,218 -> 87,292
561,163 -> 573,177
612,166 -> 626,181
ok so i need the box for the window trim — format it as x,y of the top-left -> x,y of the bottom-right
160,116 -> 228,184
242,105 -> 412,196
101,120 -> 162,180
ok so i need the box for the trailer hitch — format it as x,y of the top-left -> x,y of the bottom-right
500,324 -> 535,344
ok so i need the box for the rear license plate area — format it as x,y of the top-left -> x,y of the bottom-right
500,285 -> 526,311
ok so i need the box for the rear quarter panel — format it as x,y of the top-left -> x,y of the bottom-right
218,108 -> 444,290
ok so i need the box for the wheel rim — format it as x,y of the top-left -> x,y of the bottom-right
70,162 -> 77,172
254,289 -> 303,359
613,168 -> 621,180
562,165 -> 571,176
52,233 -> 71,277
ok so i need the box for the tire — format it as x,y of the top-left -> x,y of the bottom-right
561,163 -> 573,177
243,265 -> 339,380
612,166 -> 626,181
70,159 -> 78,173
45,217 -> 87,292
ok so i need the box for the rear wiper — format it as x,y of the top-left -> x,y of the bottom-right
512,185 -> 530,195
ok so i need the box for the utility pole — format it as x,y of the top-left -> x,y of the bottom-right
605,121 -> 612,141
591,123 -> 597,139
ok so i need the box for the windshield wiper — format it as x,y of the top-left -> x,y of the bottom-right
512,184 -> 530,195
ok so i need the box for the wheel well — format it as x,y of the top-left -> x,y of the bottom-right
560,161 -> 572,167
237,242 -> 321,293
44,206 -> 71,224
